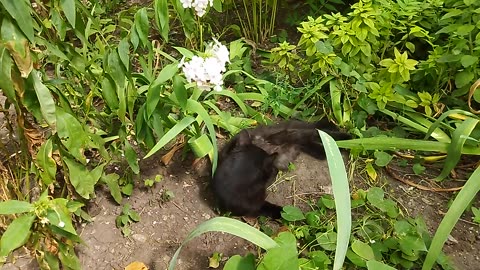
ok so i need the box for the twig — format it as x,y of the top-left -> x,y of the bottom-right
386,166 -> 463,192
438,210 -> 478,226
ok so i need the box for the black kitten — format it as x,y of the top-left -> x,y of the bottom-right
212,130 -> 282,218
212,119 -> 351,218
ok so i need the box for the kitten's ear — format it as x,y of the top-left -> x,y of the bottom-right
236,130 -> 252,146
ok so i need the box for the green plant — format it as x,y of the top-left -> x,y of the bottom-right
144,175 -> 163,187
0,191 -> 83,269
115,203 -> 140,237
472,207 -> 480,225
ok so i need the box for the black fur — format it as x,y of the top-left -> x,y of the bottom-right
212,119 -> 350,218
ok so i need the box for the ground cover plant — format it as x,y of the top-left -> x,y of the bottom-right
0,0 -> 479,269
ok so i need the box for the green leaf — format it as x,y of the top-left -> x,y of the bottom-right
456,25 -> 475,35
64,157 -> 105,199
168,217 -> 278,270
30,71 -> 56,129
374,151 -> 392,167
460,55 -> 478,68
173,74 -> 187,109
154,0 -> 169,42
188,134 -> 213,158
0,43 -> 16,104
144,116 -> 196,159
367,260 -> 396,270
258,232 -> 298,270
101,76 -> 119,110
412,163 -> 425,175
316,231 -> 337,251
399,235 -> 427,256
224,254 -> 255,270
330,80 -> 343,124
455,70 -> 474,88
60,0 -> 76,28
423,165 -> 480,270
47,199 -> 78,235
0,0 -> 34,42
0,200 -> 34,215
0,213 -> 35,257
319,130 -> 351,270
36,138 -> 57,185
56,108 -> 89,163
351,240 -> 375,260
153,62 -> 179,86
122,183 -> 133,196
281,205 -> 305,221
134,8 -> 149,47
124,141 -> 140,174
118,38 -> 130,72
436,118 -> 479,181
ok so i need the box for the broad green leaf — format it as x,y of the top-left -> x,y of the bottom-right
316,231 -> 337,251
154,0 -> 169,42
351,240 -> 375,260
0,45 -> 16,102
168,217 -> 278,270
36,138 -> 57,185
46,198 -> 77,235
258,232 -> 299,270
64,157 -> 105,199
461,55 -> 478,68
2,18 -> 33,78
0,213 -> 35,257
455,70 -> 474,88
58,242 -> 81,270
423,166 -> 480,270
60,0 -> 76,28
456,25 -> 475,35
436,118 -> 479,181
367,260 -> 396,270
0,0 -> 34,42
281,205 -> 305,221
101,173 -> 122,204
330,80 -> 343,124
56,108 -> 89,163
206,90 -> 250,116
101,76 -> 119,110
374,151 -> 392,167
0,200 -> 33,215
153,62 -> 179,86
144,116 -> 196,159
224,254 -> 255,270
134,8 -> 149,47
118,38 -> 130,72
124,141 -> 140,174
185,99 -> 218,173
188,134 -> 213,158
30,71 -> 56,129
172,74 -> 187,109
319,130 -> 351,270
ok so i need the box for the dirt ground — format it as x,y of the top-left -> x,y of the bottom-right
2,150 -> 480,270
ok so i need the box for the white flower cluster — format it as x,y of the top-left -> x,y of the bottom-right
181,39 -> 230,92
180,0 -> 213,17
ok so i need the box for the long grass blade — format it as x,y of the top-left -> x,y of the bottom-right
422,165 -> 480,270
168,217 -> 279,270
435,118 -> 479,181
336,137 -> 480,155
319,130 -> 351,270
144,116 -> 196,159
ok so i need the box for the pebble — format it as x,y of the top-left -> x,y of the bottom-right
132,234 -> 147,243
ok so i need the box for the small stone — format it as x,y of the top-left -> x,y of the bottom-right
132,234 -> 147,243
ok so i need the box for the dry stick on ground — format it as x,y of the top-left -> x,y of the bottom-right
386,166 -> 463,192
